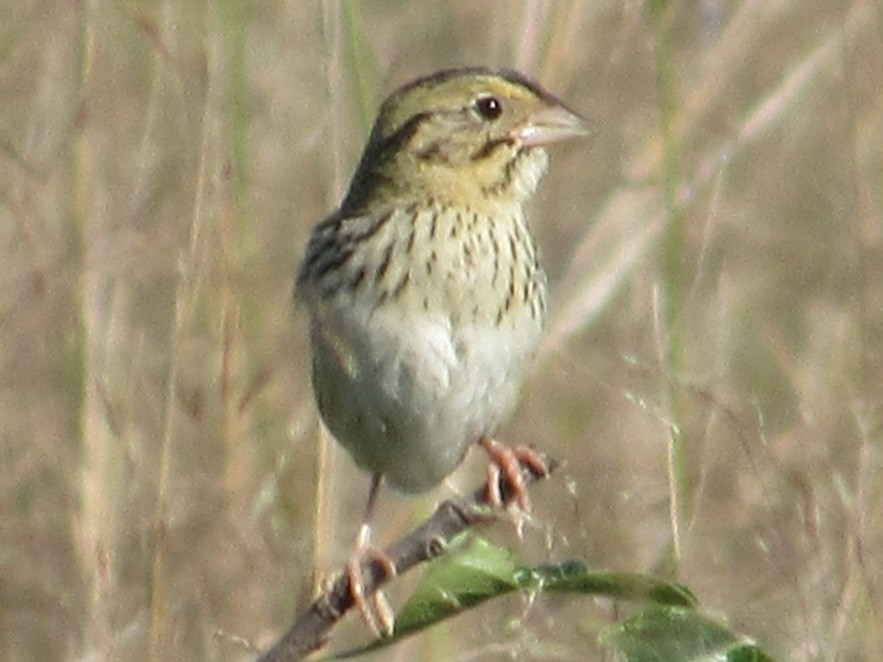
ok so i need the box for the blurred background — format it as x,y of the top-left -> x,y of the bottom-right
2,1 -> 881,659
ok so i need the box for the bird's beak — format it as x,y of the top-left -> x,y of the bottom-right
511,103 -> 593,147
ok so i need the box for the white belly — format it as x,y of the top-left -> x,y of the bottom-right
310,303 -> 542,493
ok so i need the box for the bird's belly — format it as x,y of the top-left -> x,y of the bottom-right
310,307 -> 542,493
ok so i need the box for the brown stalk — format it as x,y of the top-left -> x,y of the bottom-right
257,457 -> 553,662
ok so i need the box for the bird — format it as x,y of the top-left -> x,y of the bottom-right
295,66 -> 590,634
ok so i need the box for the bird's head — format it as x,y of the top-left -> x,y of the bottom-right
341,68 -> 591,214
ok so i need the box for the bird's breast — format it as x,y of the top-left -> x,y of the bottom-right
358,202 -> 547,327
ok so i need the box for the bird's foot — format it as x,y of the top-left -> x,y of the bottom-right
478,436 -> 549,512
347,525 -> 397,637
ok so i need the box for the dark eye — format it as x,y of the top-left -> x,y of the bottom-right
474,95 -> 502,120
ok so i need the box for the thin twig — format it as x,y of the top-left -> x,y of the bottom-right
257,457 -> 554,662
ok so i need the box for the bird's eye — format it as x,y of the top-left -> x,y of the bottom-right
474,95 -> 503,120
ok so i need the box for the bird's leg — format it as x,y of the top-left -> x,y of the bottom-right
478,436 -> 549,512
346,474 -> 397,637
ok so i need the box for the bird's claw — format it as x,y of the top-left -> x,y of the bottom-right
347,545 -> 397,637
479,436 -> 548,512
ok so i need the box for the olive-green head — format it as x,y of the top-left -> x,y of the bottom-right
341,67 -> 590,214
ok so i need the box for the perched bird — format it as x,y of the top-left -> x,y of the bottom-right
296,67 -> 590,633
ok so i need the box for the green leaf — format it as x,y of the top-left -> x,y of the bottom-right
393,533 -> 520,633
601,605 -> 779,662
331,536 -> 702,658
516,560 -> 698,607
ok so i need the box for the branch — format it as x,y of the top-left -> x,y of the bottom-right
257,457 -> 553,661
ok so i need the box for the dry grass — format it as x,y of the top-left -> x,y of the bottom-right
1,1 -> 881,660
